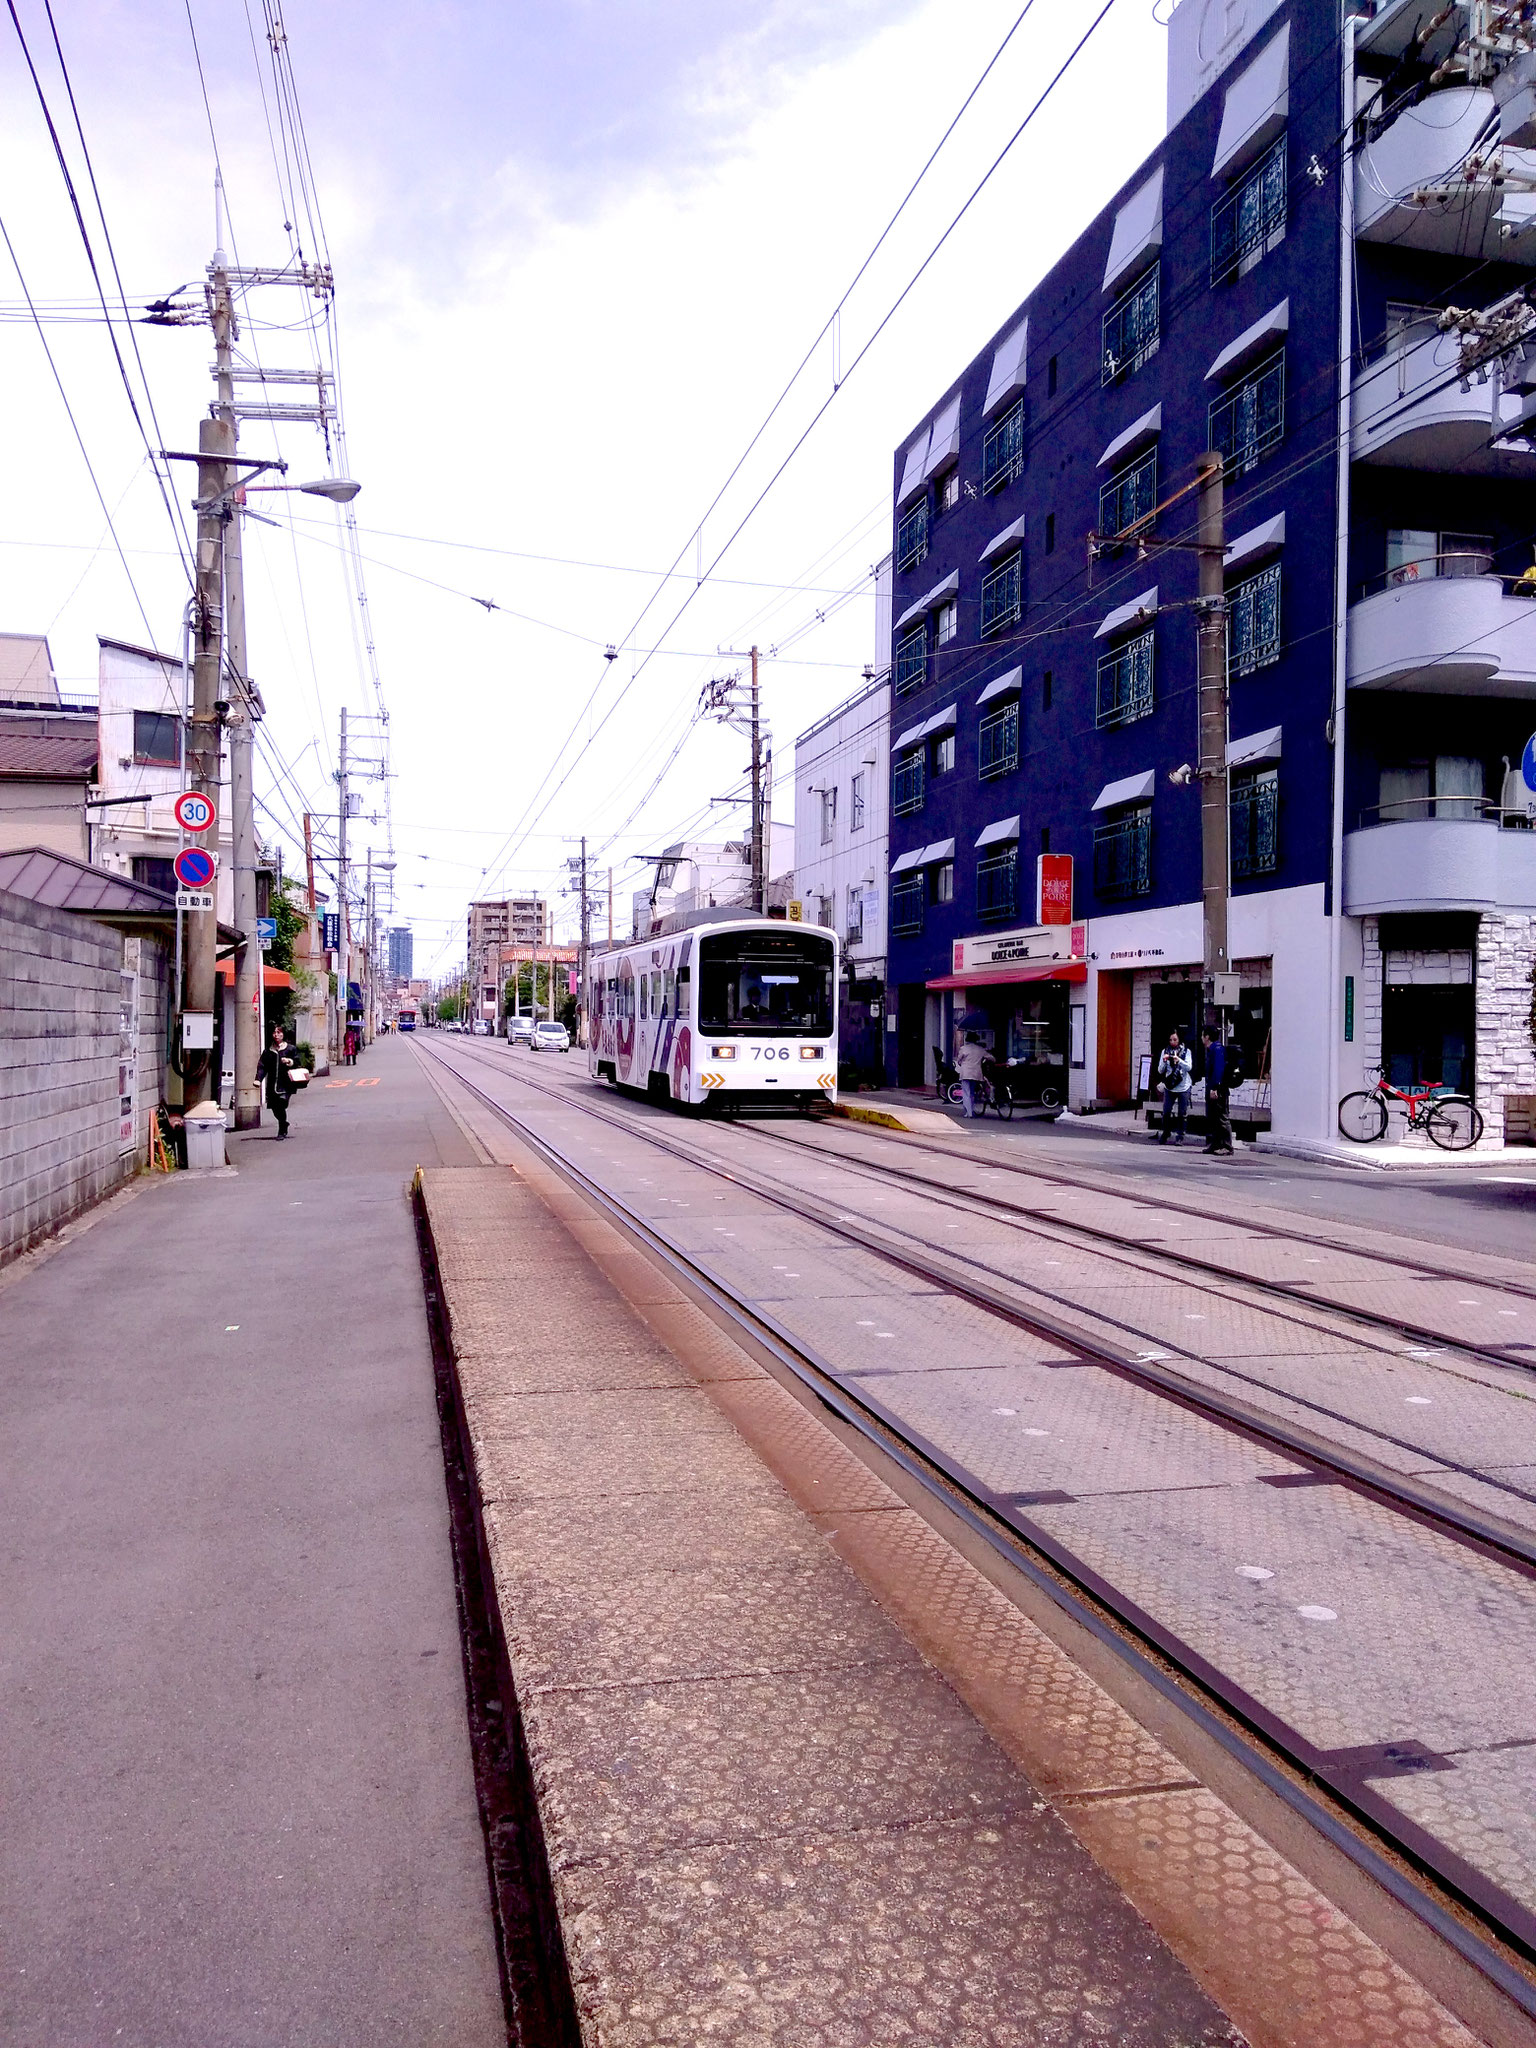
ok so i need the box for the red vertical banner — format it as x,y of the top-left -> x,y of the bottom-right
1037,852 -> 1073,924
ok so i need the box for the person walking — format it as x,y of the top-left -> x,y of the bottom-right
1152,1030 -> 1193,1144
257,1025 -> 297,1141
1200,1026 -> 1235,1156
956,1031 -> 988,1119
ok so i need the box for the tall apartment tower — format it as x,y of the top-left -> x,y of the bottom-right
882,0 -> 1536,1145
387,926 -> 413,982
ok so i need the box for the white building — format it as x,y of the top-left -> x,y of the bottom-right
793,671 -> 891,1082
631,826 -> 793,938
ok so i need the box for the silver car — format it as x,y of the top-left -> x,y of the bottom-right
507,1016 -> 537,1047
532,1021 -> 570,1053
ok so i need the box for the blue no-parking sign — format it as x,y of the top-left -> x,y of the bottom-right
173,846 -> 216,890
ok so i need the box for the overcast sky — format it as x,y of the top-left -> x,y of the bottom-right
0,0 -> 1167,974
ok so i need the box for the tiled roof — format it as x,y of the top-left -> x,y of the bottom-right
0,733 -> 97,778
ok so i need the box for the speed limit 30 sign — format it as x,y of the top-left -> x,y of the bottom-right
174,791 -> 215,833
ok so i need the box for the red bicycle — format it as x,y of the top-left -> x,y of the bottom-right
1337,1067 -> 1484,1150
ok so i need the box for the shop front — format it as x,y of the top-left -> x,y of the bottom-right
927,921 -> 1087,1103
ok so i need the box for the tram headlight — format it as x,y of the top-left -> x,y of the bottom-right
800,1045 -> 823,1059
711,1044 -> 737,1060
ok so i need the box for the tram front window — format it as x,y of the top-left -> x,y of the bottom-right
698,931 -> 835,1035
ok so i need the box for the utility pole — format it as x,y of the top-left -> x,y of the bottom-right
337,706 -> 349,1063
185,408 -> 234,1108
749,646 -> 764,915
1194,453 -> 1229,1030
579,834 -> 590,1045
303,811 -> 316,909
607,867 -> 614,943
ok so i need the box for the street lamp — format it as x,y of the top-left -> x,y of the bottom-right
246,476 -> 361,503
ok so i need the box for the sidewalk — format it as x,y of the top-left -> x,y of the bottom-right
0,1038 -> 504,2048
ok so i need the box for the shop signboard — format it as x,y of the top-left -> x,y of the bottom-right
1036,853 -> 1073,925
952,920 -> 1087,974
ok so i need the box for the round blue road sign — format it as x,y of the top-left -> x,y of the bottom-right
174,846 -> 216,889
1523,731 -> 1536,795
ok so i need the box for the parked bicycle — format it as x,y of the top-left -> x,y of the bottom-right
1337,1067 -> 1484,1150
937,1056 -> 1061,1118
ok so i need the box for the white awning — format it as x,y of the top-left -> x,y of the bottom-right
1102,167 -> 1164,297
890,847 -> 926,874
1097,402 -> 1163,471
895,568 -> 959,631
979,513 -> 1027,562
1094,585 -> 1159,640
893,721 -> 926,753
1092,768 -> 1156,812
984,316 -> 1029,413
976,667 -> 1022,706
1205,297 -> 1289,383
921,838 -> 956,865
1225,511 -> 1286,572
1228,725 -> 1282,766
1212,24 -> 1289,180
923,396 -> 962,479
897,425 -> 931,504
975,815 -> 1021,848
919,702 -> 958,739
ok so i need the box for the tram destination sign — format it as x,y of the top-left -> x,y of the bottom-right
953,921 -> 1087,974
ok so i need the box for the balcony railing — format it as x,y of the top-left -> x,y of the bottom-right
1102,264 -> 1159,385
1098,449 -> 1156,543
1346,573 -> 1536,695
1231,772 -> 1279,878
894,626 -> 927,698
1096,628 -> 1154,728
982,399 -> 1024,493
1209,349 -> 1284,477
1344,815 -> 1536,915
1354,85 -> 1536,261
1352,323 -> 1536,474
897,499 -> 929,573
892,754 -> 925,816
978,701 -> 1018,779
890,875 -> 925,935
976,849 -> 1018,921
1093,807 -> 1152,899
1211,138 -> 1286,286
980,552 -> 1022,638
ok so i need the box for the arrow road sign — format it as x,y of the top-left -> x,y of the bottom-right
174,791 -> 215,832
174,846 -> 216,890
256,916 -> 278,948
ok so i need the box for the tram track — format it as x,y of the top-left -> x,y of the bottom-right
418,1033 -> 1536,2016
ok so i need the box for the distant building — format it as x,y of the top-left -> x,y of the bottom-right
467,894 -> 552,1020
0,635 -> 96,861
387,926 -> 413,981
631,826 -> 794,938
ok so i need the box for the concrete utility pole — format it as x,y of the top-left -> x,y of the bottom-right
185,407 -> 234,1109
579,835 -> 590,1045
337,707 -> 349,1062
1194,453 -> 1229,1029
749,645 -> 764,916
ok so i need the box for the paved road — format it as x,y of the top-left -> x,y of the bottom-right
0,1040 -> 504,2048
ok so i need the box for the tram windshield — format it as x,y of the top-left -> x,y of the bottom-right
697,929 -> 835,1036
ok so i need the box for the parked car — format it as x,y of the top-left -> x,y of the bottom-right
532,1021 -> 570,1053
507,1016 -> 537,1046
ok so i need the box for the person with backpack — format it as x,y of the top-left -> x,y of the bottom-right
1151,1030 -> 1193,1144
1201,1026 -> 1238,1156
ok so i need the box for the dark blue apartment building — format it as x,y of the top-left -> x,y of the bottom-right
881,0 -> 1536,1146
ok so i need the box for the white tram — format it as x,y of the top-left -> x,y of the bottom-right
588,910 -> 839,1111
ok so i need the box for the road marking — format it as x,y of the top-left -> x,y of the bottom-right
856,1320 -> 875,1326
1297,1605 -> 1338,1622
1236,1566 -> 1274,1581
1406,1396 -> 1432,1405
1024,1427 -> 1050,1437
225,1325 -> 239,1332
993,1407 -> 1017,1416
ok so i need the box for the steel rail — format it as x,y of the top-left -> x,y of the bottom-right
416,1035 -> 1536,2018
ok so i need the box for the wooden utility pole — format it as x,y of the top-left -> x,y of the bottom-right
1195,453 -> 1229,1029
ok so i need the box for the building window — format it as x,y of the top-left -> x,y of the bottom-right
939,469 -> 960,514
897,497 -> 929,572
976,847 -> 1018,921
1210,137 -> 1286,286
1102,263 -> 1160,384
932,861 -> 954,905
1209,348 -> 1285,478
131,856 -> 177,894
1093,805 -> 1152,899
1047,354 -> 1058,397
893,750 -> 925,816
978,700 -> 1018,779
1096,627 -> 1154,727
1044,512 -> 1055,554
1229,561 -> 1281,678
1040,824 -> 1050,854
1098,448 -> 1157,542
982,398 -> 1025,493
934,732 -> 956,775
850,771 -> 865,832
894,624 -> 927,697
846,885 -> 864,944
891,874 -> 925,934
936,598 -> 957,645
1231,767 -> 1279,877
1386,528 -> 1496,584
132,710 -> 180,766
980,550 -> 1022,637
819,785 -> 837,844
1042,669 -> 1053,710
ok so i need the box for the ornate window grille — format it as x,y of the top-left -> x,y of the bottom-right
976,848 -> 1018,921
1095,628 -> 1155,727
891,875 -> 925,934
892,752 -> 925,816
1229,562 -> 1281,678
1209,349 -> 1285,478
896,497 -> 929,572
980,551 -> 1022,638
1102,264 -> 1160,385
894,625 -> 927,697
978,701 -> 1019,779
1093,806 -> 1152,899
1210,139 -> 1286,286
1098,448 -> 1157,542
1231,768 -> 1279,877
982,399 -> 1025,493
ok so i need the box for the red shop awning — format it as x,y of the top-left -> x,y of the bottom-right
925,960 -> 1087,992
215,962 -> 293,990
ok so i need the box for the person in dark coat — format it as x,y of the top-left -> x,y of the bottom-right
1201,1026 -> 1234,1156
257,1025 -> 297,1140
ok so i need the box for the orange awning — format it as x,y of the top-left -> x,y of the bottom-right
215,963 -> 292,990
926,960 -> 1086,991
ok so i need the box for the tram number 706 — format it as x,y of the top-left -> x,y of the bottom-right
750,1045 -> 792,1060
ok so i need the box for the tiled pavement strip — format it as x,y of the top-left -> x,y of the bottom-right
417,1045 -> 1509,2048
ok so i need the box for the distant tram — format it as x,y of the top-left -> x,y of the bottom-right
588,911 -> 838,1111
397,1002 -> 418,1032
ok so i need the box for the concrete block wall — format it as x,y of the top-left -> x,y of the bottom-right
1,888 -> 132,1262
1476,912 -> 1536,1146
